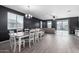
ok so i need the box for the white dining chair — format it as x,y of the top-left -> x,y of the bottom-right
39,30 -> 44,40
9,31 -> 16,52
40,31 -> 43,40
34,29 -> 39,43
29,30 -> 35,48
25,29 -> 35,48
9,31 -> 25,52
16,28 -> 25,48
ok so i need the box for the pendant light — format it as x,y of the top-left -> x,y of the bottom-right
25,5 -> 32,19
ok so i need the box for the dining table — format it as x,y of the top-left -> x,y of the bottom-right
14,32 -> 29,52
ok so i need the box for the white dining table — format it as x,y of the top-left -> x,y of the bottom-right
14,32 -> 29,52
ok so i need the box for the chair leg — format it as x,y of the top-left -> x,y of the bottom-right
33,40 -> 34,45
13,42 -> 16,53
38,38 -> 39,42
19,38 -> 21,53
41,36 -> 43,40
41,36 -> 42,40
23,40 -> 25,48
35,39 -> 37,43
10,40 -> 13,50
29,40 -> 31,48
36,39 -> 37,43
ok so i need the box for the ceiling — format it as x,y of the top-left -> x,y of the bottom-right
3,5 -> 79,20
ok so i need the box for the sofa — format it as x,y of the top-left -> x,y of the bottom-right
43,28 -> 55,34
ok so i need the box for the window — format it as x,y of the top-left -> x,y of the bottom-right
47,21 -> 52,28
40,21 -> 42,28
16,15 -> 23,29
8,12 -> 17,29
7,12 -> 24,30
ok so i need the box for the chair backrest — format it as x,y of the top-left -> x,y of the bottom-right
9,31 -> 15,37
29,30 -> 35,40
17,28 -> 23,32
9,31 -> 16,42
35,29 -> 39,39
24,29 -> 29,31
40,31 -> 43,36
24,29 -> 29,34
30,29 -> 35,32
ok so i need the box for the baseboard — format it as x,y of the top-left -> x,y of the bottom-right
0,40 -> 9,44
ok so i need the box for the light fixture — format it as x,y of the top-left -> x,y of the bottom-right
50,13 -> 56,20
67,9 -> 71,12
25,5 -> 32,19
52,16 -> 56,20
67,9 -> 71,17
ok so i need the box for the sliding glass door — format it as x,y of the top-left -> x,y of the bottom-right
47,21 -> 52,28
57,20 -> 69,35
57,20 -> 69,31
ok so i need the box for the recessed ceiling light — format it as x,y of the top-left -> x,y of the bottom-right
53,16 -> 55,18
67,10 -> 71,12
